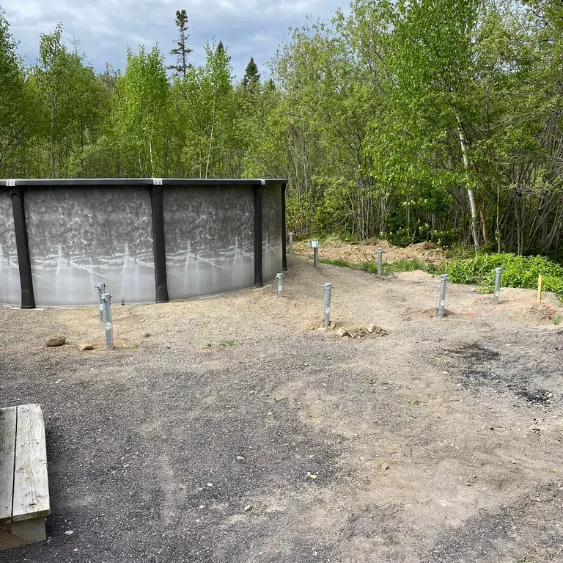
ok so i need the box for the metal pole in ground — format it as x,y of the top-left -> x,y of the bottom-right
102,293 -> 114,351
312,240 -> 319,268
493,267 -> 503,305
289,232 -> 293,254
437,274 -> 448,317
377,248 -> 384,278
275,273 -> 284,297
323,283 -> 333,327
96,283 -> 106,323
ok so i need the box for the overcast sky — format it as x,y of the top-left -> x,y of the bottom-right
2,0 -> 347,80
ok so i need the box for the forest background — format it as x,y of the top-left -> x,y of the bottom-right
1,1 -> 562,259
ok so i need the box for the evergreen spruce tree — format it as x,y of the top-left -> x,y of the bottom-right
242,57 -> 260,89
169,9 -> 193,76
215,41 -> 227,58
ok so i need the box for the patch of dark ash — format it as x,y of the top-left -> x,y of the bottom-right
516,388 -> 555,405
441,340 -> 561,407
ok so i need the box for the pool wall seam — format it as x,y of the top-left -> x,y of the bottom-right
253,184 -> 263,287
281,183 -> 288,272
150,183 -> 169,303
10,187 -> 35,309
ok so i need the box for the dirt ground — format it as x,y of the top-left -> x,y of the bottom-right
292,238 -> 444,266
1,256 -> 563,563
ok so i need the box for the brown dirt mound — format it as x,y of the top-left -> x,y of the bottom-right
293,238 -> 444,267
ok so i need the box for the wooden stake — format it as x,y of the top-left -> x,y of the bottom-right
537,275 -> 543,304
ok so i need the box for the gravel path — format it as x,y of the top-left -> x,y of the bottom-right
1,256 -> 563,562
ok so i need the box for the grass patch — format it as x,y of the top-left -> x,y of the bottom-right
320,257 -> 433,275
384,258 -> 433,274
363,258 -> 433,274
441,253 -> 563,300
319,258 -> 358,269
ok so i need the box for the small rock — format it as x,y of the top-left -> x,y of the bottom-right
164,344 -> 171,349
381,463 -> 389,471
244,505 -> 252,512
78,343 -> 95,351
142,332 -> 151,338
45,335 -> 65,347
317,327 -> 327,332
236,456 -> 245,461
64,530 -> 73,536
206,482 -> 213,487
367,323 -> 377,333
329,321 -> 336,329
336,328 -> 349,337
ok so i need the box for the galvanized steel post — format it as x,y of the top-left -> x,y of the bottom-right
312,240 -> 319,268
377,248 -> 384,278
493,267 -> 503,305
289,232 -> 293,254
276,273 -> 284,297
102,293 -> 114,351
437,274 -> 448,317
96,283 -> 107,323
324,283 -> 333,327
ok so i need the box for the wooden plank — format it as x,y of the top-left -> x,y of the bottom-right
0,408 -> 16,524
0,525 -> 26,550
0,517 -> 46,550
12,405 -> 50,522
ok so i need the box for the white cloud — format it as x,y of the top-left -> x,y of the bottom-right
2,0 -> 347,79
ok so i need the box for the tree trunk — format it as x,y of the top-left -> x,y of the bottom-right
457,122 -> 479,248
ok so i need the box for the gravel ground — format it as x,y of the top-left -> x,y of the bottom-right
1,256 -> 563,563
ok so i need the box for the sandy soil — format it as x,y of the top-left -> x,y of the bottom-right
1,256 -> 563,562
292,238 -> 444,266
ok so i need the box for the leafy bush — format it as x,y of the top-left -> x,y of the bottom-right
442,253 -> 563,300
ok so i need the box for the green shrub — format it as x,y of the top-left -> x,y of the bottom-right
442,253 -> 563,300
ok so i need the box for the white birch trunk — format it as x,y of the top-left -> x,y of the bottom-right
457,122 -> 479,248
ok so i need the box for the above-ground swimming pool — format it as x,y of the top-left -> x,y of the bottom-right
0,178 -> 287,308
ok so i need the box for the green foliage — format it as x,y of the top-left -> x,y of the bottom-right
114,45 -> 170,176
0,3 -> 563,259
0,9 -> 40,176
443,253 -> 563,299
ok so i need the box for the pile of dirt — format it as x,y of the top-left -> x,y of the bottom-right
310,322 -> 389,338
292,237 -> 444,267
